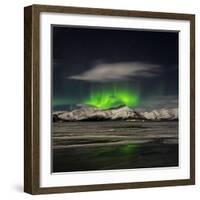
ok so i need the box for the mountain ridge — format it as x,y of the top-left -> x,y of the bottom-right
53,106 -> 178,122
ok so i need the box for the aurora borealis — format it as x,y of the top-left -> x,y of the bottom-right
84,87 -> 139,109
52,26 -> 178,111
53,85 -> 139,110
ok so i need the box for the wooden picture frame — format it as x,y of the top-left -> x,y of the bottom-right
24,4 -> 195,194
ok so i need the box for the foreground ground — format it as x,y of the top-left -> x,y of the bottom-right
52,121 -> 178,172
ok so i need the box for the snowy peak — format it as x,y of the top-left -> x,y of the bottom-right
140,108 -> 178,120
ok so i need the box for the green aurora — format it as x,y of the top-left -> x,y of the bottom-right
53,86 -> 140,110
84,88 -> 139,109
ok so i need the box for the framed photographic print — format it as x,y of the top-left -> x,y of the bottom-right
24,4 -> 195,194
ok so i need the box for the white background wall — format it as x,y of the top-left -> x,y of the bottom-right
0,0 -> 199,199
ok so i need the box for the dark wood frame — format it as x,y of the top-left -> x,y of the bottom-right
24,4 -> 195,195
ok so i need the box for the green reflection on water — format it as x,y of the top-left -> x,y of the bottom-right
120,144 -> 138,153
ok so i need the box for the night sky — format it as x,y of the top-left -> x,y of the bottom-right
52,25 -> 178,111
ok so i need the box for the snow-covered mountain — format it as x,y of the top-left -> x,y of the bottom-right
140,108 -> 178,120
53,106 -> 178,122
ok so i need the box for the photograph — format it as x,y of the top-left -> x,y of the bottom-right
52,26 -> 179,173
